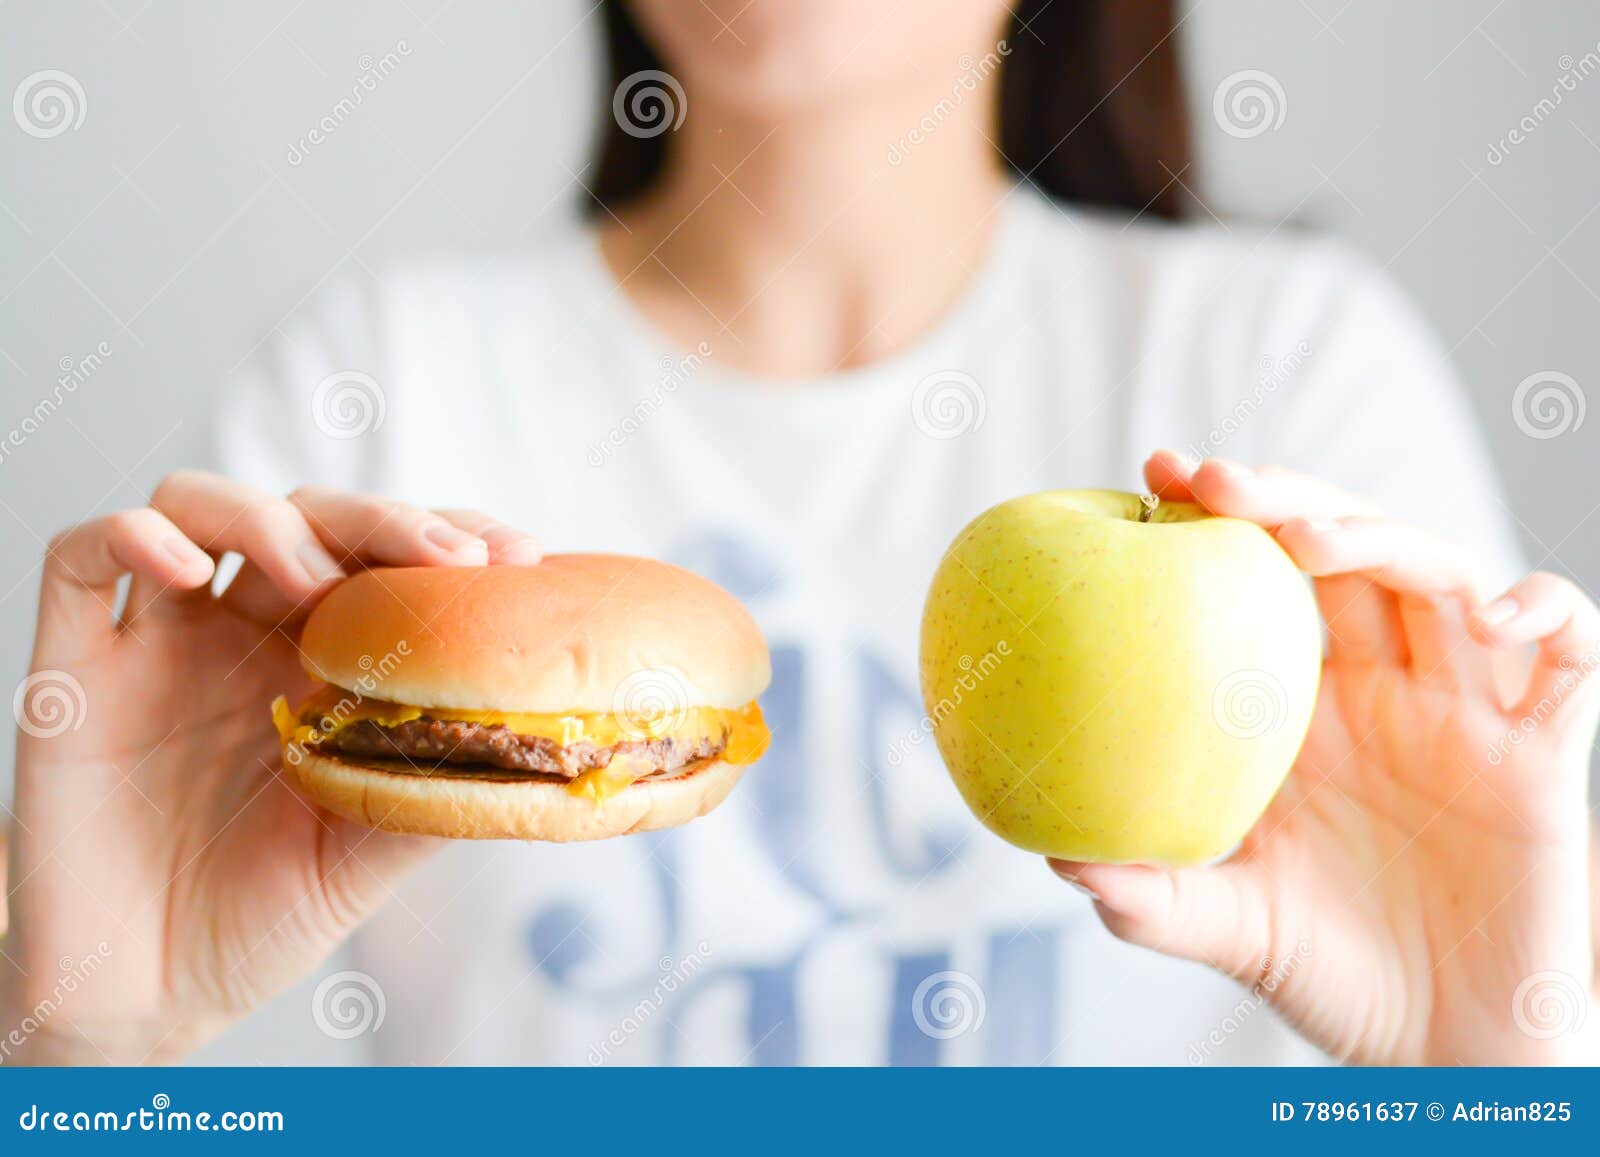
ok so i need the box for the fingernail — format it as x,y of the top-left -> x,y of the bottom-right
297,540 -> 345,585
423,522 -> 481,552
481,525 -> 541,559
163,536 -> 209,574
1476,598 -> 1519,627
1048,860 -> 1103,902
1303,518 -> 1339,534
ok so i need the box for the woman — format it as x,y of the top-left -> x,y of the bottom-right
5,1 -> 1597,1065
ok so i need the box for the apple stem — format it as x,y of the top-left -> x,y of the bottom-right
1139,493 -> 1159,523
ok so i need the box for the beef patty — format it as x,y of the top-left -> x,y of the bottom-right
318,715 -> 727,778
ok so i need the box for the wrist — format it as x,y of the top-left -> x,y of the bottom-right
0,960 -> 92,1065
0,1002 -> 215,1066
0,939 -> 214,1066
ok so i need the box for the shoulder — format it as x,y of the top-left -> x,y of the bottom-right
1007,197 -> 1520,577
1010,188 -> 1404,336
216,222 -> 600,492
228,217 -> 600,388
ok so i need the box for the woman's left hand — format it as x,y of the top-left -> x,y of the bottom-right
1051,451 -> 1599,1065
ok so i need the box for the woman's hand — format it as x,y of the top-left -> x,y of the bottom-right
1050,452 -> 1599,1065
1,471 -> 541,1064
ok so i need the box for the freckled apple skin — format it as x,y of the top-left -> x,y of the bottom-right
919,490 -> 1322,866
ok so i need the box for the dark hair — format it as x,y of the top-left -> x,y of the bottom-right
589,0 -> 1190,220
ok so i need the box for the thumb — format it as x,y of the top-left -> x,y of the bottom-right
311,816 -> 445,936
1048,858 -> 1276,986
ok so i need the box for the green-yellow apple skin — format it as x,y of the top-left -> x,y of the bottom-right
919,489 -> 1322,866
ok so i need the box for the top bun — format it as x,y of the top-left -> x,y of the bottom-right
298,555 -> 770,715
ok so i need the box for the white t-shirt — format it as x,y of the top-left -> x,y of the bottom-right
217,187 -> 1524,1066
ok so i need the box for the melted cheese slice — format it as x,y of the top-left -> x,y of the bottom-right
271,686 -> 770,802
566,752 -> 657,802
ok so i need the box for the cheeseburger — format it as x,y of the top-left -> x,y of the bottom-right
271,554 -> 771,841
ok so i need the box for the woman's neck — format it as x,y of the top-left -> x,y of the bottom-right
599,80 -> 1010,379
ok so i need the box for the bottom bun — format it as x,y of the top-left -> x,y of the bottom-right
286,746 -> 747,842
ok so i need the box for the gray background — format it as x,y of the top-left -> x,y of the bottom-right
3,1 -> 1598,1060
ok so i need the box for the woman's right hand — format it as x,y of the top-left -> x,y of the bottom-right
1,471 -> 541,1064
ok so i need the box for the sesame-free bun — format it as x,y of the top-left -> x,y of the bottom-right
288,747 -> 748,842
298,555 -> 771,714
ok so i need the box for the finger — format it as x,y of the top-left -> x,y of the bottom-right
224,505 -> 539,626
214,560 -> 307,625
1471,572 -> 1600,719
1394,592 -> 1489,690
37,509 -> 215,659
1277,516 -> 1490,686
313,817 -> 446,926
252,773 -> 446,951
1047,859 -> 1273,987
150,471 -> 346,606
123,523 -> 233,626
1273,517 -> 1404,668
288,488 -> 489,568
1275,517 -> 1484,600
121,568 -> 214,627
1142,449 -> 1199,502
1189,459 -> 1381,527
1312,573 -> 1406,667
432,509 -> 542,565
221,489 -> 503,626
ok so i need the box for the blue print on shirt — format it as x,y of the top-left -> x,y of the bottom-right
524,532 -> 1065,1064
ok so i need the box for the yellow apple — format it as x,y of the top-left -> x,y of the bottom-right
919,489 -> 1322,865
